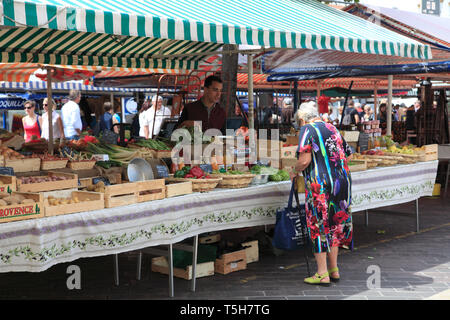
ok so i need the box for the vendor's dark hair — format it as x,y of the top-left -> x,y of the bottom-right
204,75 -> 222,88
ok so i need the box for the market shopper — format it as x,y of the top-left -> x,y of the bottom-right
22,100 -> 41,142
176,75 -> 226,133
40,98 -> 65,141
138,98 -> 151,138
142,95 -> 171,138
99,102 -> 114,132
294,102 -> 353,286
61,89 -> 83,140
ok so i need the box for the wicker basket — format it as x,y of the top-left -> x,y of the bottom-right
40,159 -> 69,170
165,177 -> 222,192
210,173 -> 256,189
68,160 -> 97,170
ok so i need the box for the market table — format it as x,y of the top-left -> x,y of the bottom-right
0,160 -> 438,295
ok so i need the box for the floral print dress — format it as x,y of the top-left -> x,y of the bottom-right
297,121 -> 353,253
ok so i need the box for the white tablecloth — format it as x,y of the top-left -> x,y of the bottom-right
0,161 -> 438,273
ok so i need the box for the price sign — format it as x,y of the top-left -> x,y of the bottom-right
155,165 -> 169,178
199,164 -> 212,174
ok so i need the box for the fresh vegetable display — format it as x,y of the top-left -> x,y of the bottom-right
250,165 -> 278,175
18,175 -> 70,184
174,166 -> 211,179
87,142 -> 141,165
134,139 -> 171,150
0,194 -> 35,206
47,195 -> 83,206
269,169 -> 290,182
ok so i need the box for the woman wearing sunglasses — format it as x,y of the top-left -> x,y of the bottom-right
22,100 -> 41,142
40,98 -> 65,142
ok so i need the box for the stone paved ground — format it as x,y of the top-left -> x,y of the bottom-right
0,192 -> 448,301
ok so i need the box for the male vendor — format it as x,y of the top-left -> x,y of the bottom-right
177,75 -> 226,133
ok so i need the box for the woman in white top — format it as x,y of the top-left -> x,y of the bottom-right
138,99 -> 151,138
40,98 -> 65,141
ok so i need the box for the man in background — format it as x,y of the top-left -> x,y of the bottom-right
61,89 -> 83,140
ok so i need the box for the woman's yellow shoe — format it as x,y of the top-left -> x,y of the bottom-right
304,272 -> 330,286
328,267 -> 340,282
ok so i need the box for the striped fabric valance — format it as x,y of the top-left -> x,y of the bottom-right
0,0 -> 432,60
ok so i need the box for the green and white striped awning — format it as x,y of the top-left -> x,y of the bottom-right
0,0 -> 432,70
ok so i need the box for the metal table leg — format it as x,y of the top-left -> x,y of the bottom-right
365,210 -> 369,227
168,243 -> 174,298
445,164 -> 449,196
191,235 -> 198,292
136,251 -> 142,281
113,254 -> 119,286
416,199 -> 420,233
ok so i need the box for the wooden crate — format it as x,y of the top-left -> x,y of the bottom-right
5,157 -> 41,173
348,160 -> 367,172
285,135 -> 299,145
241,240 -> 259,264
151,256 -> 215,280
165,180 -> 193,198
281,145 -> 298,158
0,192 -> 44,223
16,172 -> 78,193
0,175 -> 16,194
199,233 -> 221,244
103,182 -> 138,208
44,191 -> 104,217
214,249 -> 247,275
40,159 -> 68,170
136,179 -> 166,203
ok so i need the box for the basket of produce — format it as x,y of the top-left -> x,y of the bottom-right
347,160 -> 367,172
167,166 -> 221,192
210,169 -> 255,188
249,165 -> 280,185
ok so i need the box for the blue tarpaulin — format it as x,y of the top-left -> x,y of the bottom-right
267,60 -> 450,81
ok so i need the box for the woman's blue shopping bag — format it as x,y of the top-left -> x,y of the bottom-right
272,177 -> 311,275
272,179 -> 306,250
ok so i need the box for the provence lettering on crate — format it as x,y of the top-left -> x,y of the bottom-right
0,192 -> 44,223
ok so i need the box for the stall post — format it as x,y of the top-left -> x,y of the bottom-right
247,54 -> 257,163
46,67 -> 54,155
387,75 -> 393,136
373,81 -> 378,120
247,54 -> 254,132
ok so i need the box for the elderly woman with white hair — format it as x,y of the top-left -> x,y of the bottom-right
294,102 -> 353,286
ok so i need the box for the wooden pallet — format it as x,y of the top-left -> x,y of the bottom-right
103,182 -> 138,208
136,179 -> 166,203
44,191 -> 104,217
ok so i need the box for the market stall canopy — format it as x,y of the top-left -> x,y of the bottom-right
0,80 -> 157,93
0,0 -> 432,69
265,3 -> 450,81
344,3 -> 450,50
235,73 -> 417,91
0,62 -> 187,82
